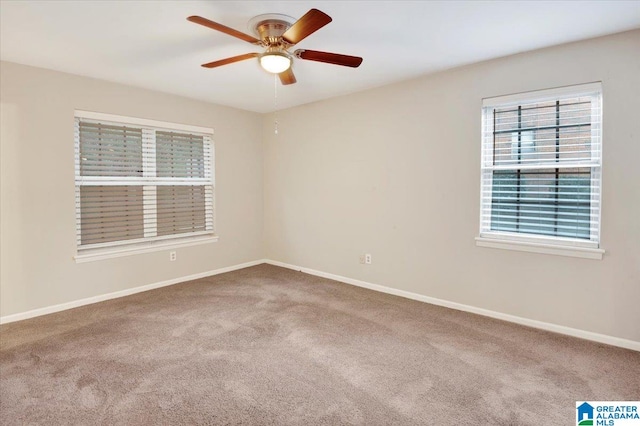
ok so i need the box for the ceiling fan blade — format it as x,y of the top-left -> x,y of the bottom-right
201,53 -> 259,68
188,16 -> 261,44
279,68 -> 297,85
282,9 -> 332,45
295,49 -> 363,68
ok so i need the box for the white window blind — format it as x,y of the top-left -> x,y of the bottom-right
75,112 -> 214,252
480,83 -> 602,249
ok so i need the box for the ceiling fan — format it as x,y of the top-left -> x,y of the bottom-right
187,9 -> 363,85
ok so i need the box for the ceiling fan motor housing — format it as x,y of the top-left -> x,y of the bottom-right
248,14 -> 296,48
256,20 -> 291,46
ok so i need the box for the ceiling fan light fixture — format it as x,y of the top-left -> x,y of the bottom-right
259,51 -> 291,74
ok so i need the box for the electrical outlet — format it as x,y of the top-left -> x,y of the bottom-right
365,254 -> 372,265
169,251 -> 177,261
359,255 -> 366,264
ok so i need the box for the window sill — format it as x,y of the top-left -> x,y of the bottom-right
74,235 -> 219,263
475,237 -> 604,260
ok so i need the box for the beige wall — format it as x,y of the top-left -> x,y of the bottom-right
2,31 -> 639,343
1,61 -> 264,317
264,30 -> 640,342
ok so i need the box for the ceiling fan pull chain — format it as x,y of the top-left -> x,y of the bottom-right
274,74 -> 279,135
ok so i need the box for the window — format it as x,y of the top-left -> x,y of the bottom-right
477,83 -> 603,259
74,111 -> 215,261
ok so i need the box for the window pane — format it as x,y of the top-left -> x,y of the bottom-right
80,186 -> 144,245
79,122 -> 143,176
157,186 -> 207,236
491,168 -> 591,239
156,131 -> 205,178
492,97 -> 593,166
559,127 -> 591,162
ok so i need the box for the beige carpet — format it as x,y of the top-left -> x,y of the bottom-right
1,264 -> 638,425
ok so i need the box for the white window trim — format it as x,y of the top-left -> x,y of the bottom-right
75,110 -> 214,134
74,110 -> 217,262
475,237 -> 604,260
481,82 -> 602,109
477,82 -> 604,259
74,235 -> 219,263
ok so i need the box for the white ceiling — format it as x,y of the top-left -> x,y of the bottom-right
2,1 -> 640,113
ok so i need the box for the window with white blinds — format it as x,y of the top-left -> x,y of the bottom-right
75,111 -> 214,254
480,83 -> 602,251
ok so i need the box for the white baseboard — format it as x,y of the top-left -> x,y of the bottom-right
0,259 -> 266,325
4,258 -> 638,352
265,259 -> 640,352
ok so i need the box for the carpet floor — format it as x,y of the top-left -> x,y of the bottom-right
1,264 -> 638,425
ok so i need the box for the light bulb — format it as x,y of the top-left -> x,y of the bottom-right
260,52 -> 291,74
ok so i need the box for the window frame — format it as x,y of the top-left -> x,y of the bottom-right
74,110 -> 217,263
476,83 -> 604,260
